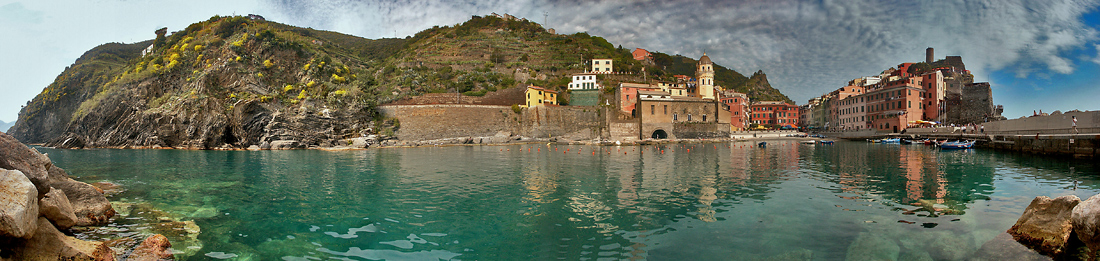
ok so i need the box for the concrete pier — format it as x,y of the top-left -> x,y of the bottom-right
822,110 -> 1099,158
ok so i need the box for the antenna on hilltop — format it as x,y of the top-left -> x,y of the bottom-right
543,12 -> 548,27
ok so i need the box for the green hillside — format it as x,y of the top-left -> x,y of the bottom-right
11,14 -> 795,147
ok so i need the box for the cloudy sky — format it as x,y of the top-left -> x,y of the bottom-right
3,0 -> 1100,123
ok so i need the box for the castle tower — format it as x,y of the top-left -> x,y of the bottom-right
697,52 -> 715,99
926,47 -> 934,64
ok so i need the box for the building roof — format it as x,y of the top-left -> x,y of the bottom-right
620,82 -> 660,89
699,52 -> 712,65
637,90 -> 670,96
527,85 -> 558,94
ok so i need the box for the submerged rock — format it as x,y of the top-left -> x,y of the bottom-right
1072,193 -> 1100,253
969,232 -> 1050,261
4,217 -> 115,260
39,186 -> 78,230
128,234 -> 174,261
845,232 -> 899,261
0,169 -> 39,239
1008,195 -> 1080,256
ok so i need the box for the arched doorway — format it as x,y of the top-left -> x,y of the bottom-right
651,130 -> 668,139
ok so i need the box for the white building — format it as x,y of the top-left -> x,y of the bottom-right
592,58 -> 613,74
568,73 -> 600,90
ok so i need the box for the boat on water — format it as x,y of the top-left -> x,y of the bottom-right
819,140 -> 835,144
900,139 -> 913,145
758,141 -> 767,147
940,140 -> 976,149
801,140 -> 817,144
879,138 -> 901,144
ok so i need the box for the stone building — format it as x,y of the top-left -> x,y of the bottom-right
945,82 -> 1005,124
636,92 -> 731,139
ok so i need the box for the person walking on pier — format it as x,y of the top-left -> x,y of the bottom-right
1072,116 -> 1078,134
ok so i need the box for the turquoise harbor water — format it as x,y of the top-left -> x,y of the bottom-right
39,140 -> 1099,260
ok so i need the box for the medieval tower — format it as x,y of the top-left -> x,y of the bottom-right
697,52 -> 715,99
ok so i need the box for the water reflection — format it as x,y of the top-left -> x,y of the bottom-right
37,141 -> 1100,260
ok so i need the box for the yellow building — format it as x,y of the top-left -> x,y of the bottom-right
592,58 -> 613,74
523,85 -> 558,108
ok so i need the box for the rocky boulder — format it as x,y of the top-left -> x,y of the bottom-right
128,234 -> 174,260
1072,193 -> 1100,253
50,178 -> 115,226
39,187 -> 78,230
0,169 -> 39,239
269,140 -> 302,150
0,132 -> 52,197
1008,195 -> 1080,256
4,217 -> 115,260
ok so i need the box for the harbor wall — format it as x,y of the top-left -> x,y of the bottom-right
378,105 -> 601,142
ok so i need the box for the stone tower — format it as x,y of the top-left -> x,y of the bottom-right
697,52 -> 715,99
926,47 -> 934,64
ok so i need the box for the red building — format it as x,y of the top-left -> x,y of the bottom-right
750,101 -> 800,129
720,91 -> 750,131
632,48 -> 651,61
619,83 -> 662,116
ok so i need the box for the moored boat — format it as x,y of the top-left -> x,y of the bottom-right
940,140 -> 975,149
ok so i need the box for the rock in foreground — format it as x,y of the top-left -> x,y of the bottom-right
1073,193 -> 1100,253
4,217 -> 115,261
1008,195 -> 1080,256
0,169 -> 39,239
39,187 -> 78,230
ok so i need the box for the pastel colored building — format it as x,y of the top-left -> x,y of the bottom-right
523,85 -> 558,108
619,82 -> 662,115
720,91 -> 750,131
695,53 -> 716,100
592,58 -> 613,74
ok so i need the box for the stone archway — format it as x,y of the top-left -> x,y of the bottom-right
652,129 -> 668,139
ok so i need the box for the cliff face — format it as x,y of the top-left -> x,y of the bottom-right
11,16 -> 381,149
735,70 -> 792,103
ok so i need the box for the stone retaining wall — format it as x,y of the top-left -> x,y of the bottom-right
379,105 -> 601,142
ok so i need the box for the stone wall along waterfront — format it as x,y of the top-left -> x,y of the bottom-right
378,105 -> 601,142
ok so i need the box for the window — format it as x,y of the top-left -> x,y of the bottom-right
651,105 -> 655,115
703,114 -> 707,121
674,113 -> 678,121
688,114 -> 692,121
664,105 -> 668,114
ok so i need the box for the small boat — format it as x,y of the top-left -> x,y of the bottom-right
923,139 -> 935,145
940,140 -> 976,149
900,139 -> 913,145
880,138 -> 900,144
758,141 -> 767,147
819,140 -> 835,144
867,139 -> 879,143
801,140 -> 817,144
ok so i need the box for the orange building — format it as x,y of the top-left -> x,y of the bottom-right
632,48 -> 651,61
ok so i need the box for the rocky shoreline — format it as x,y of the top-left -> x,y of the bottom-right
1007,194 -> 1100,259
0,131 -> 177,260
35,133 -> 821,151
